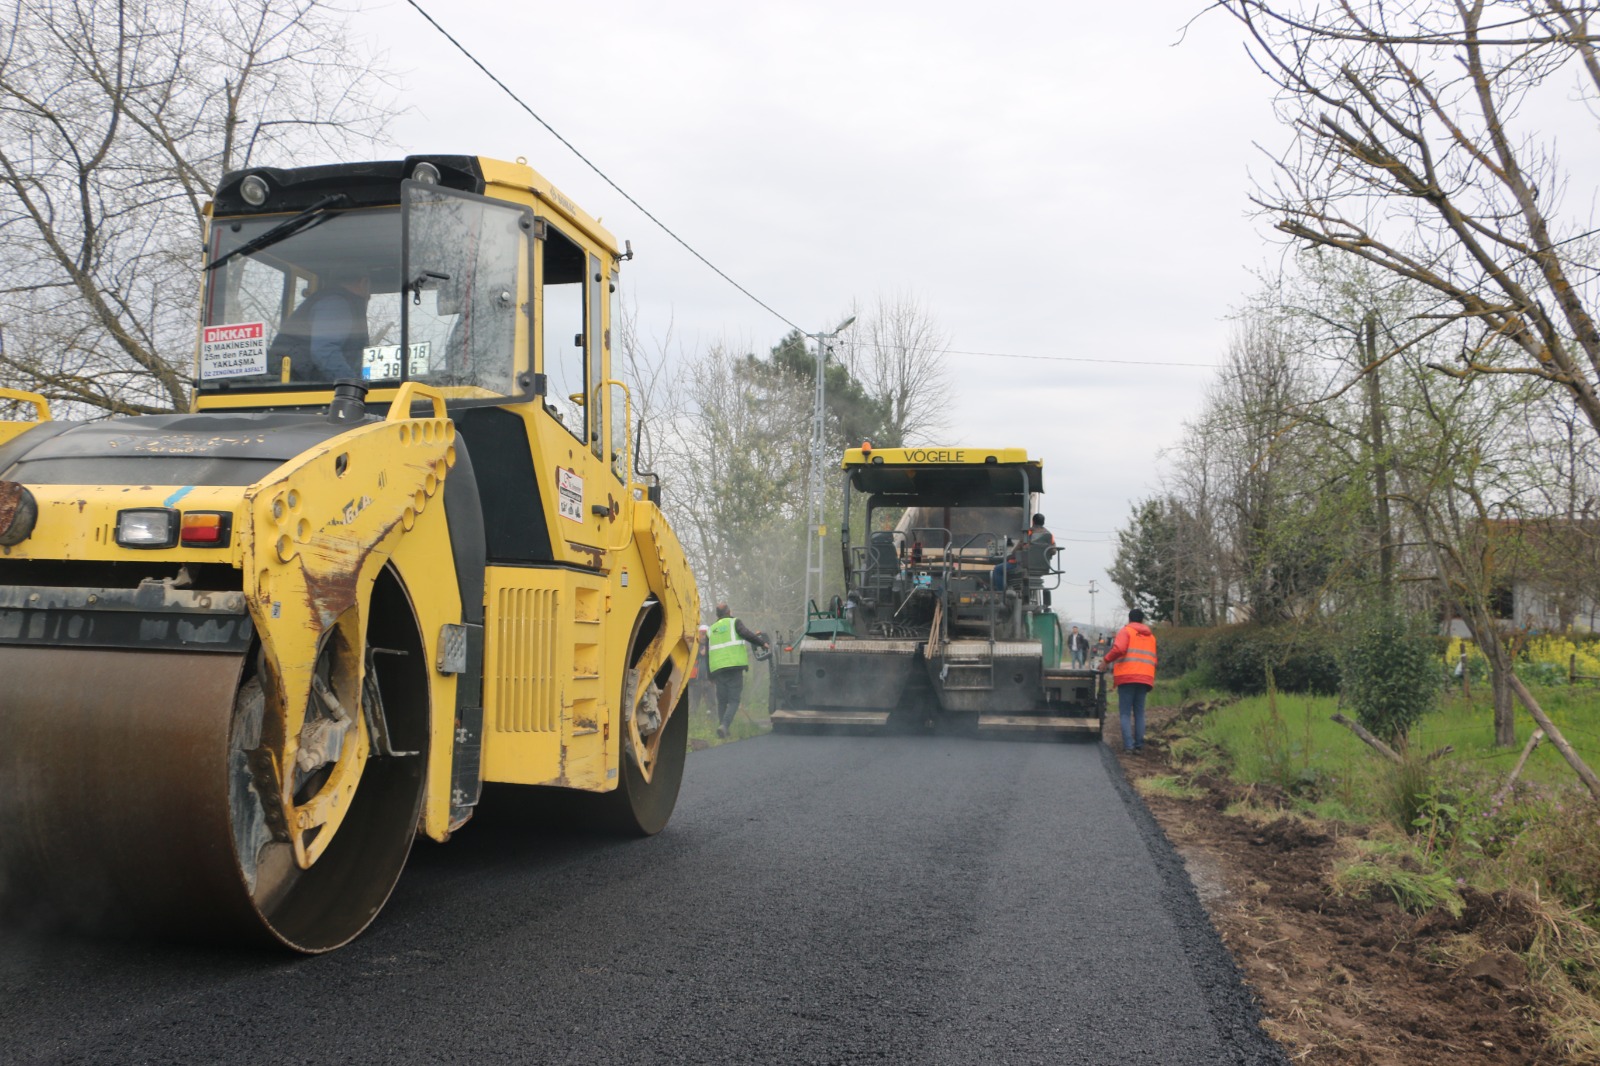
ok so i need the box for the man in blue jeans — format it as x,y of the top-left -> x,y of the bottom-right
1068,625 -> 1090,668
1102,608 -> 1158,753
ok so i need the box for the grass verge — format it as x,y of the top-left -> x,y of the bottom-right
1155,673 -> 1600,1061
1134,774 -> 1206,801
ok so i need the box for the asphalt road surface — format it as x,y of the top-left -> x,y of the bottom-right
1,735 -> 1288,1065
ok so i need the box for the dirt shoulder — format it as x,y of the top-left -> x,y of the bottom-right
1113,705 -> 1554,1066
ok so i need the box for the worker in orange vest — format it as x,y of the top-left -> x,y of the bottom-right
1102,608 -> 1157,753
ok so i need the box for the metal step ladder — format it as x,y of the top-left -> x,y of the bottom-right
942,648 -> 995,691
948,590 -> 1003,640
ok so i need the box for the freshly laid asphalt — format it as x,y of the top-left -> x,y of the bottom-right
0,734 -> 1287,1065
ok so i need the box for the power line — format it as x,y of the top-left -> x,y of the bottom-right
927,346 -> 1219,369
402,1 -> 1229,375
844,338 -> 1218,369
402,0 -> 801,333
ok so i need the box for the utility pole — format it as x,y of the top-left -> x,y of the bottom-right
802,316 -> 856,630
1087,579 -> 1098,630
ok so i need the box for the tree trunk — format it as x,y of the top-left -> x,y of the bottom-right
1489,660 -> 1517,748
1463,592 -> 1517,749
1506,673 -> 1600,800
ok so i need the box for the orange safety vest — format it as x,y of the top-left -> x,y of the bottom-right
1111,626 -> 1157,687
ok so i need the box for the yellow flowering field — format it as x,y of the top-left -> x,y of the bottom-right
1448,634 -> 1600,678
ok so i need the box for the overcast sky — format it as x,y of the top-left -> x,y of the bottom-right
355,0 -> 1282,628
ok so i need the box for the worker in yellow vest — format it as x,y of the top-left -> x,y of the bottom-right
707,603 -> 771,739
1102,608 -> 1158,754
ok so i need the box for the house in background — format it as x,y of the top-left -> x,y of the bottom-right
1489,518 -> 1600,633
1503,581 -> 1599,633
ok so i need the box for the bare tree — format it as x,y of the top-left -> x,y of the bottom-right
1192,312 -> 1346,622
1386,351 -> 1539,744
0,0 -> 393,415
1221,0 -> 1600,441
641,295 -> 949,632
840,291 -> 951,447
612,295 -> 688,486
1165,424 -> 1232,624
651,340 -> 812,631
1214,0 -> 1600,755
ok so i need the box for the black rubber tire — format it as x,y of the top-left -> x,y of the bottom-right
589,691 -> 688,836
264,582 -> 431,952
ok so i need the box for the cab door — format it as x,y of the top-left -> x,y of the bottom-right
531,220 -> 618,778
535,221 -> 620,561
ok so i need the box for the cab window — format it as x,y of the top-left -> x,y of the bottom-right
541,225 -> 588,442
200,206 -> 402,386
402,183 -> 529,395
199,187 -> 530,397
588,252 -> 605,459
609,270 -> 628,482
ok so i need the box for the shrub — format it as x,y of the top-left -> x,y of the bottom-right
1155,626 -> 1214,677
1340,609 -> 1438,743
1444,632 -> 1600,687
1276,641 -> 1342,695
1381,753 -> 1438,833
1200,625 -> 1340,697
1525,633 -> 1600,679
1201,627 -> 1263,694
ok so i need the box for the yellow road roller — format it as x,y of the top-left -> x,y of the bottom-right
0,156 -> 699,952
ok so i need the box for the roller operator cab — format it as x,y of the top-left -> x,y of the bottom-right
769,446 -> 1103,738
0,156 -> 700,952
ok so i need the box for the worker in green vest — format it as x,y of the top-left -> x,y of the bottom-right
707,602 -> 770,739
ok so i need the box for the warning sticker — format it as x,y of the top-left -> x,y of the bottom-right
557,468 -> 584,523
200,322 -> 267,380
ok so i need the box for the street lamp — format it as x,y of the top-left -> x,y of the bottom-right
802,315 -> 856,630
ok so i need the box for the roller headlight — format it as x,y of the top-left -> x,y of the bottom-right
0,481 -> 37,546
115,508 -> 179,549
239,174 -> 269,206
411,161 -> 441,185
